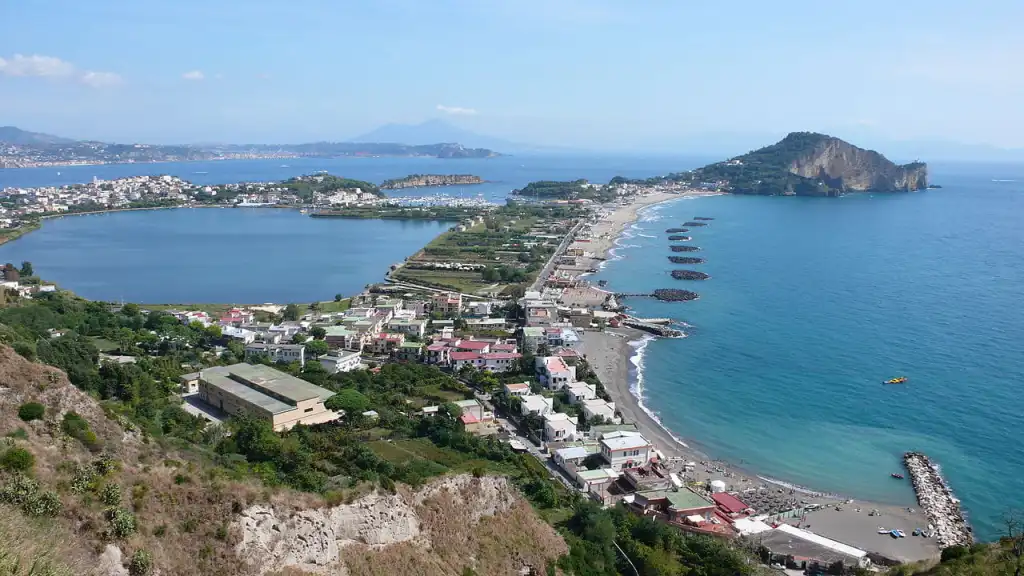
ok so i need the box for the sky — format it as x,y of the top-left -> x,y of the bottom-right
1,0 -> 1023,152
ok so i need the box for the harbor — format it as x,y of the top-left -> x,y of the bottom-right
903,452 -> 973,548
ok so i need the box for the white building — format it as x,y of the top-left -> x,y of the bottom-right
581,398 -> 617,424
222,326 -> 257,344
537,356 -> 576,389
599,432 -> 653,470
566,382 -> 597,404
244,343 -> 306,367
481,352 -> 522,373
386,317 -> 427,339
503,382 -> 531,397
319,350 -> 362,374
454,398 -> 484,421
543,412 -> 578,442
520,394 -> 554,417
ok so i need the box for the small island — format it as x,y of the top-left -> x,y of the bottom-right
668,235 -> 691,241
380,174 -> 484,190
669,256 -> 705,264
682,221 -> 708,227
654,288 -> 699,302
670,245 -> 700,252
671,270 -> 710,281
665,228 -> 689,233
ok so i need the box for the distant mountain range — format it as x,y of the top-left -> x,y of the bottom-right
0,126 -> 499,168
351,119 -> 536,153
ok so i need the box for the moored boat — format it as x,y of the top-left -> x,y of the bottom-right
884,376 -> 908,385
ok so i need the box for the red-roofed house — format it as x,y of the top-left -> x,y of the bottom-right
490,342 -> 518,353
456,340 -> 491,353
219,308 -> 255,327
425,343 -> 451,365
450,351 -> 484,370
712,492 -> 752,516
537,356 -> 576,389
369,333 -> 406,355
481,352 -> 522,373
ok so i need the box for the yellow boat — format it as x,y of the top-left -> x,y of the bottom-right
884,377 -> 908,385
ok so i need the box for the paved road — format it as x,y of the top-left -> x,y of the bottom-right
529,221 -> 583,293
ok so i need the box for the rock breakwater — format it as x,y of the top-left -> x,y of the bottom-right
668,235 -> 692,241
693,217 -> 714,221
671,270 -> 710,280
665,228 -> 690,233
669,256 -> 705,264
903,452 -> 972,548
682,221 -> 708,227
653,288 -> 699,302
670,245 -> 700,252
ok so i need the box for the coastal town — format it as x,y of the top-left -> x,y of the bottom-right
0,173 -> 974,574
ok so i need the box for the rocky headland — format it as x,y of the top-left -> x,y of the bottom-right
653,288 -> 699,302
669,256 -> 705,264
668,235 -> 692,241
380,174 -> 484,189
665,228 -> 689,233
671,270 -> 710,280
670,245 -> 700,252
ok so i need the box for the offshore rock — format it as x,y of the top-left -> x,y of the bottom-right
668,235 -> 691,241
670,245 -> 700,252
653,289 -> 699,302
665,228 -> 690,233
669,256 -> 705,264
682,221 -> 708,227
671,270 -> 710,280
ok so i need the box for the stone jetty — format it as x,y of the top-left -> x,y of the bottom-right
665,228 -> 689,233
622,317 -> 682,337
671,270 -> 709,280
669,256 -> 705,264
903,452 -> 972,548
670,245 -> 700,252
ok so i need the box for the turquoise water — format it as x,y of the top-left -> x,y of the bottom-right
593,164 -> 1024,541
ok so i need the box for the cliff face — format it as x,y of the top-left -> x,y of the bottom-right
787,135 -> 928,192
380,174 -> 484,189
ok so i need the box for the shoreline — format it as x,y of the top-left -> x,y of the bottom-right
579,193 -> 940,562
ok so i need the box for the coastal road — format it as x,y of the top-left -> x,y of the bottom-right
529,221 -> 584,293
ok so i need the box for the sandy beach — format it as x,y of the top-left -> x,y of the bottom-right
573,193 -> 940,562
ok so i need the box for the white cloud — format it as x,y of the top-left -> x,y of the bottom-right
80,71 -> 123,88
181,70 -> 205,81
436,104 -> 478,116
0,53 -> 122,88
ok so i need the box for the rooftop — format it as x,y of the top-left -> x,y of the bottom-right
454,399 -> 481,409
450,351 -> 481,361
201,363 -> 335,415
505,382 -> 530,391
457,340 -> 490,351
601,434 -> 652,451
637,488 -> 713,512
711,492 -> 750,514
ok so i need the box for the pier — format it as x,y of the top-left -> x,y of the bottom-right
622,317 -> 682,337
903,452 -> 972,548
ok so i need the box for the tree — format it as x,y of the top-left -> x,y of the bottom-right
282,304 -> 301,321
308,302 -> 322,313
325,389 -> 371,414
310,326 -> 327,340
334,293 -> 343,302
291,333 -> 308,344
305,339 -> 329,359
19,261 -> 33,277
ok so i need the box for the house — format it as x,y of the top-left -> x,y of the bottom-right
421,405 -> 439,417
524,299 -> 559,327
454,398 -> 485,421
599,432 -> 653,470
450,351 -> 483,371
543,412 -> 578,442
490,342 -> 518,354
425,343 -> 451,365
566,382 -> 597,404
545,327 -> 581,349
369,333 -> 405,355
432,292 -> 463,316
503,382 -> 531,398
536,356 -> 576,389
386,318 -> 427,339
220,308 -> 255,326
222,326 -> 257,344
244,343 -> 306,367
481,352 -> 522,372
520,394 -> 554,417
581,398 -> 618,424
179,371 -> 201,394
323,326 -> 362,350
319,350 -> 362,374
552,445 -> 599,470
465,317 -> 507,330
630,488 -> 717,524
394,341 -> 423,362
197,363 -> 338,431
455,340 -> 491,354
520,326 -> 545,353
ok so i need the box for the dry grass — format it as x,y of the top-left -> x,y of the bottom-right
0,505 -> 94,576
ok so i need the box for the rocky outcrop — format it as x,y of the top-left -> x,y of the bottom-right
669,256 -> 704,264
693,217 -> 714,221
670,245 -> 700,252
671,270 -> 709,280
788,135 -> 927,191
665,228 -> 689,233
653,289 -> 699,302
682,221 -> 707,227
380,174 -> 484,189
668,235 -> 691,241
234,475 -> 526,575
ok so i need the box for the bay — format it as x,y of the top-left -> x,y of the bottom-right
593,162 -> 1024,541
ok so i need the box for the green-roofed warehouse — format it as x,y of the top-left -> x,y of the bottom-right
198,363 -> 339,430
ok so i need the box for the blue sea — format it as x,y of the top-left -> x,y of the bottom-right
591,163 -> 1024,541
1,156 -> 1022,540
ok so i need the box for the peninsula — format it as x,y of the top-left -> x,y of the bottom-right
380,174 -> 484,189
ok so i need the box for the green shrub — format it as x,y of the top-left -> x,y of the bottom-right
99,483 -> 121,506
69,464 -> 97,494
106,507 -> 137,539
93,454 -> 119,476
940,545 -> 969,562
0,474 -> 39,506
12,341 -> 36,361
0,447 -> 35,472
128,549 -> 153,576
17,402 -> 45,422
4,428 -> 28,440
23,490 -> 62,517
61,412 -> 102,452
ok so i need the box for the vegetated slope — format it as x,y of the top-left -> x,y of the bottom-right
888,538 -> 1024,576
696,132 -> 928,195
0,344 -> 565,576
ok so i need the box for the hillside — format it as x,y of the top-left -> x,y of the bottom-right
694,132 -> 928,196
0,126 -> 76,145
